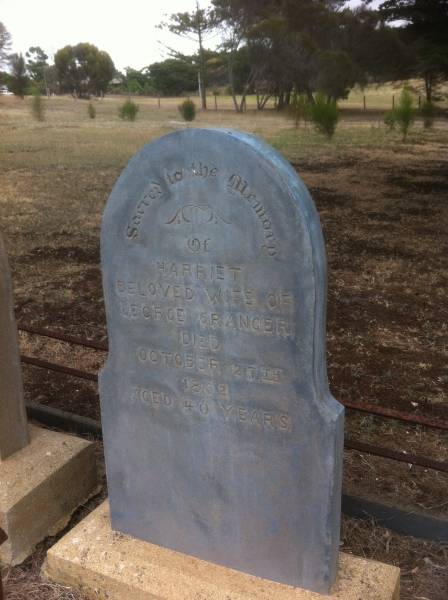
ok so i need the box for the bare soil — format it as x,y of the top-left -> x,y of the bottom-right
0,98 -> 447,598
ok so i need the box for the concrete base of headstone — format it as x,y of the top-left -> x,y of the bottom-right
0,425 -> 99,565
43,501 -> 400,600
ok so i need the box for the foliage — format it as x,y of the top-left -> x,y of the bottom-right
377,0 -> 448,101
420,100 -> 436,129
159,3 -> 217,109
87,101 -> 96,119
120,67 -> 153,96
26,46 -> 49,93
54,43 -> 115,97
385,88 -> 416,141
147,59 -> 197,95
211,0 -> 402,112
312,51 -> 356,101
287,91 -> 310,127
178,98 -> 196,121
118,98 -> 139,121
309,93 -> 339,139
31,90 -> 45,121
0,22 -> 12,68
384,111 -> 396,131
8,53 -> 29,98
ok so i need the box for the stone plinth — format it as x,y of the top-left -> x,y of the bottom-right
43,501 -> 400,600
0,425 -> 98,565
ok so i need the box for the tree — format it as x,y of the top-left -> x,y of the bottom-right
160,2 -> 217,109
147,58 -> 198,95
376,0 -> 448,101
8,53 -> 28,98
312,51 -> 356,101
122,67 -> 154,95
212,1 -> 355,111
54,43 -> 115,97
26,46 -> 49,94
0,22 -> 12,69
340,7 -> 411,85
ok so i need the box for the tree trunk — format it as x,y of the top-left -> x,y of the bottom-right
228,60 -> 241,112
424,72 -> 433,103
277,91 -> 285,111
198,26 -> 207,110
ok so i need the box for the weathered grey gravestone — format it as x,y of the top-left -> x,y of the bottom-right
0,234 -> 29,460
100,129 -> 344,594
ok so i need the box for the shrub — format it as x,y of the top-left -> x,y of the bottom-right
87,101 -> 96,119
310,93 -> 339,139
420,100 -> 436,129
118,98 -> 139,121
288,92 -> 310,128
384,111 -> 396,131
178,98 -> 196,122
31,90 -> 45,121
390,88 -> 415,141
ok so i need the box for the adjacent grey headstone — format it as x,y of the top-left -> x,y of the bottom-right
0,234 -> 29,460
100,129 -> 344,594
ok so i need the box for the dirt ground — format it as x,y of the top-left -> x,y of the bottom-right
0,96 -> 447,598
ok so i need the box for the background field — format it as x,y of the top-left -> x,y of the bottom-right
0,93 -> 447,599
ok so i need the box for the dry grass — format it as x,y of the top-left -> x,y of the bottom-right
1,93 -> 447,600
341,515 -> 448,600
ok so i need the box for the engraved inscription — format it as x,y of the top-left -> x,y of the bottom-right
166,161 -> 218,185
125,384 -> 293,434
166,204 -> 231,226
227,174 -> 279,257
126,180 -> 163,240
187,238 -> 211,253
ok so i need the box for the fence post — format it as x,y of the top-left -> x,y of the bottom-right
0,527 -> 6,599
214,94 -> 218,111
392,95 -> 395,109
363,95 -> 366,111
418,95 -> 421,109
158,95 -> 161,109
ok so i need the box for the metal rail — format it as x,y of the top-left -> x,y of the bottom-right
19,324 -> 107,351
19,324 -> 448,432
345,438 -> 448,474
342,399 -> 448,432
21,354 -> 448,475
21,355 -> 98,382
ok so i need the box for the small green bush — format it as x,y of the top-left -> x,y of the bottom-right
420,100 -> 436,129
87,101 -> 96,119
31,90 -> 45,121
118,98 -> 139,121
388,88 -> 415,141
310,93 -> 339,139
178,99 -> 196,122
384,111 -> 396,131
288,92 -> 310,128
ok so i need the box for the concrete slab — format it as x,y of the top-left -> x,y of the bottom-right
0,425 -> 99,565
43,501 -> 400,600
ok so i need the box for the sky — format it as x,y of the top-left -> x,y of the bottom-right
1,0 -> 382,72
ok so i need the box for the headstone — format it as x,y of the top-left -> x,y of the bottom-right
0,234 -> 29,460
100,129 -> 344,594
